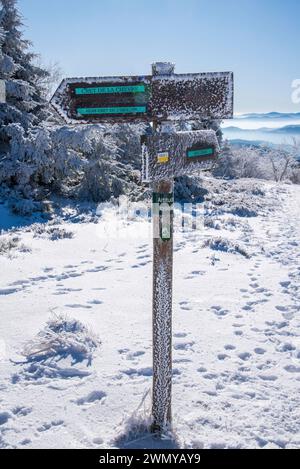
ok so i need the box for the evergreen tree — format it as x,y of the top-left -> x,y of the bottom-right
0,0 -> 49,145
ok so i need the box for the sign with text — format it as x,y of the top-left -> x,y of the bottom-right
51,72 -> 233,124
141,130 -> 220,182
51,76 -> 152,123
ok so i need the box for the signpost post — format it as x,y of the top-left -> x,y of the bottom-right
51,63 -> 234,436
0,80 -> 5,104
151,63 -> 175,433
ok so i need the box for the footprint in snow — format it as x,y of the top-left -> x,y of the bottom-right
137,254 -> 150,260
275,305 -> 289,312
232,323 -> 244,329
37,420 -> 64,432
217,353 -> 229,361
12,406 -> 32,417
179,301 -> 192,311
276,342 -> 295,352
284,365 -> 300,373
202,372 -> 218,380
238,352 -> 252,361
86,266 -> 108,273
19,439 -> 31,446
224,344 -> 236,351
0,288 -> 20,296
173,358 -> 192,364
87,300 -> 103,305
280,281 -> 291,288
258,374 -> 278,381
65,304 -> 93,309
174,341 -> 195,351
0,412 -> 11,425
126,350 -> 145,360
254,348 -> 266,355
74,390 -> 106,406
210,305 -> 229,317
131,261 -> 151,268
121,367 -> 153,377
265,320 -> 289,329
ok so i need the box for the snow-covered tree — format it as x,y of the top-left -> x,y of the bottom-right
0,0 -> 50,144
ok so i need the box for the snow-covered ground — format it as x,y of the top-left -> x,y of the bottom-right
0,178 -> 300,449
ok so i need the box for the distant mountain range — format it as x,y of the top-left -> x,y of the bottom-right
236,112 -> 300,119
224,125 -> 300,134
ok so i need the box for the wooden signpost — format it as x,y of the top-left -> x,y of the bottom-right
51,63 -> 234,434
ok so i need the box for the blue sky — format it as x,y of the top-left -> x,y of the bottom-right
18,0 -> 300,113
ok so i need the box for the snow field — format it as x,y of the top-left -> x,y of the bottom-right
0,179 -> 300,448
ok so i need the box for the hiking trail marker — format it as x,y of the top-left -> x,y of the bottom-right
52,63 -> 234,434
51,71 -> 233,124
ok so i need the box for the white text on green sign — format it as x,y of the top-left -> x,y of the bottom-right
75,85 -> 146,95
77,106 -> 147,115
187,148 -> 214,158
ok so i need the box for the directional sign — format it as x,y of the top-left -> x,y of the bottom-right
151,72 -> 233,121
141,130 -> 220,182
51,72 -> 233,124
51,76 -> 152,123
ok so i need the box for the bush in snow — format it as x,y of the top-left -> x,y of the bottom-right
204,216 -> 251,233
114,390 -> 179,449
32,224 -> 74,241
22,314 -> 100,364
214,141 -> 300,183
202,237 -> 251,258
8,196 -> 46,215
0,234 -> 18,253
0,233 -> 30,256
174,175 -> 208,202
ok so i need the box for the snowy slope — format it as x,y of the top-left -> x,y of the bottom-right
0,178 -> 300,449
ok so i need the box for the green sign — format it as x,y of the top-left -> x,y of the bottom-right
77,106 -> 147,116
187,148 -> 214,158
152,193 -> 174,205
75,85 -> 146,95
152,192 -> 174,241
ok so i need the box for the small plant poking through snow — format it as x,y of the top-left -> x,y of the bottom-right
203,237 -> 251,258
0,235 -> 31,257
114,391 -> 180,449
32,224 -> 74,241
22,314 -> 100,364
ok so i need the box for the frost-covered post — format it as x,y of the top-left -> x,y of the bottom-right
151,62 -> 175,433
